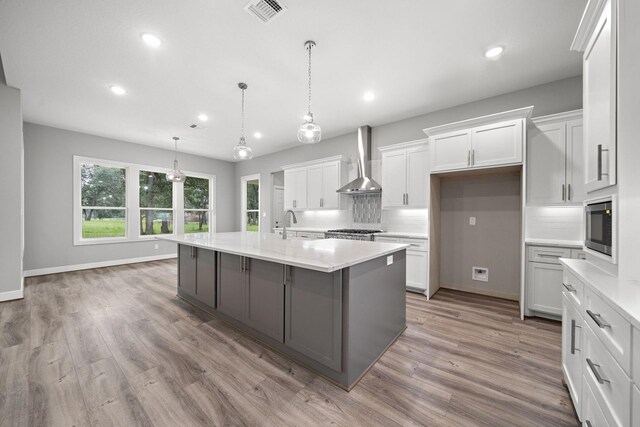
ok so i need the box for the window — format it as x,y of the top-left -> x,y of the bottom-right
80,162 -> 127,240
241,174 -> 260,232
74,156 -> 216,245
184,176 -> 210,233
139,171 -> 173,235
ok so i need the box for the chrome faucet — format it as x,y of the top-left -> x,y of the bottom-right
282,210 -> 298,239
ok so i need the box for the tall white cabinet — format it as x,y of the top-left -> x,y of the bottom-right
571,0 -> 617,192
527,110 -> 584,205
379,140 -> 429,209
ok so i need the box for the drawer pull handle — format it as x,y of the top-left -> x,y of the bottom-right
586,358 -> 610,384
562,283 -> 576,293
570,320 -> 578,354
585,421 -> 593,427
586,309 -> 611,329
539,254 -> 562,258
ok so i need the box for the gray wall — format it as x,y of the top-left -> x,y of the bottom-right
23,123 -> 236,272
234,76 -> 582,231
0,82 -> 24,297
439,174 -> 522,299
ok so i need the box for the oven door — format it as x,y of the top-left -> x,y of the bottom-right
585,202 -> 613,255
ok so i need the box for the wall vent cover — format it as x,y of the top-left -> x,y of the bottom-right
244,0 -> 286,23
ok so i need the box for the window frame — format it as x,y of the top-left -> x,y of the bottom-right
73,156 -> 216,246
241,174 -> 260,232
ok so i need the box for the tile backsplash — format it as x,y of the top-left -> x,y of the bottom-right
382,208 -> 429,235
351,194 -> 381,224
525,206 -> 583,241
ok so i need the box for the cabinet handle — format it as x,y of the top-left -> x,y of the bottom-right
244,257 -> 249,272
190,246 -> 198,259
570,319 -> 577,354
597,144 -> 603,181
562,184 -> 565,201
563,283 -> 576,293
585,421 -> 593,427
240,256 -> 244,272
471,149 -> 475,166
539,253 -> 561,258
293,200 -> 296,208
586,358 -> 610,384
586,309 -> 610,329
467,150 -> 470,167
568,184 -> 572,201
284,265 -> 291,285
406,193 -> 409,205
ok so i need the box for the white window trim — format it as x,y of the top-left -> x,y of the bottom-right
73,155 -> 216,245
241,174 -> 260,232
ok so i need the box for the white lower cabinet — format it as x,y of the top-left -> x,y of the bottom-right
562,293 -> 583,415
375,236 -> 428,293
561,263 -> 636,427
526,245 -> 582,318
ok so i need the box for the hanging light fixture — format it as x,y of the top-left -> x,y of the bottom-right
166,137 -> 186,183
233,82 -> 253,160
298,40 -> 321,144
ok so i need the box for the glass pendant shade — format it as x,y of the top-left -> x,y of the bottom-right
297,115 -> 321,144
167,137 -> 186,183
233,137 -> 253,160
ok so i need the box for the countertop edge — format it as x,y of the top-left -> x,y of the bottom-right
525,239 -> 583,249
559,258 -> 640,330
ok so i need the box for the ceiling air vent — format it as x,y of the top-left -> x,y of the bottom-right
244,0 -> 286,24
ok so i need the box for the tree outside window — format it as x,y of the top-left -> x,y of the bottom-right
139,171 -> 173,235
184,176 -> 210,233
81,163 -> 126,239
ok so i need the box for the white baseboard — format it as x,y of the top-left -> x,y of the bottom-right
23,253 -> 177,278
0,288 -> 24,302
440,283 -> 519,301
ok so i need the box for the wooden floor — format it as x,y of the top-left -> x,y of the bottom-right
0,260 -> 578,426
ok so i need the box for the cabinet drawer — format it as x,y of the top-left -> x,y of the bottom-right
563,270 -> 584,308
583,323 -> 631,427
584,288 -> 633,375
528,246 -> 572,264
633,328 -> 639,383
400,238 -> 428,252
375,236 -> 401,243
582,376 -> 612,427
571,249 -> 587,260
297,232 -> 324,239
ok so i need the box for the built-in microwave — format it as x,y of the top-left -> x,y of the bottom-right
585,200 -> 613,256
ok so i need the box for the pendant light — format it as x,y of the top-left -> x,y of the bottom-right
166,137 -> 186,183
297,40 -> 321,144
233,82 -> 253,160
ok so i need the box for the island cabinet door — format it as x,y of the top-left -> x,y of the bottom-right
245,259 -> 285,342
285,267 -> 342,371
195,248 -> 216,308
217,252 -> 245,322
178,245 -> 197,298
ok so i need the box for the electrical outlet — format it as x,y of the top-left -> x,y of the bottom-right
387,255 -> 393,265
469,216 -> 476,226
472,267 -> 488,282
154,244 -> 159,250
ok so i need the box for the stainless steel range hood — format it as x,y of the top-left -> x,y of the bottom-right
337,125 -> 382,194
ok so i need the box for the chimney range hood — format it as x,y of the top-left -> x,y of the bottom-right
337,125 -> 382,194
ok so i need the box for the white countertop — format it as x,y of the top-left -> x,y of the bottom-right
560,259 -> 640,330
161,232 -> 409,273
525,238 -> 583,249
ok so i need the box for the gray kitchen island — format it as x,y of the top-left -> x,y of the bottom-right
160,232 -> 408,390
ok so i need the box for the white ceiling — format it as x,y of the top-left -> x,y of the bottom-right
0,0 -> 586,161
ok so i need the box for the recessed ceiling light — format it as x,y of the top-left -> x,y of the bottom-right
484,46 -> 504,59
197,114 -> 209,122
109,85 -> 127,96
254,132 -> 262,139
363,91 -> 376,102
141,33 -> 162,48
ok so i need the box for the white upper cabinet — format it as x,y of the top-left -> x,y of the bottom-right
424,106 -> 533,174
527,110 -> 584,205
284,167 -> 308,210
379,140 -> 429,209
283,156 -> 345,211
571,0 -> 617,192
